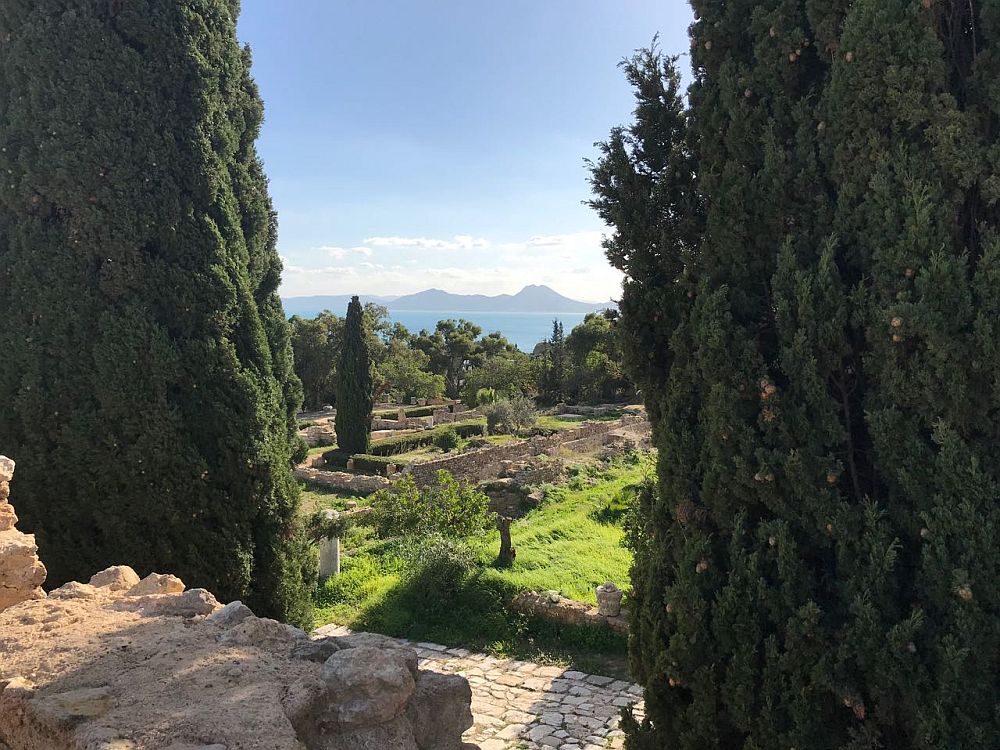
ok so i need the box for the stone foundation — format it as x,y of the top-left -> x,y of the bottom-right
294,467 -> 391,495
403,415 -> 647,487
512,590 -> 629,636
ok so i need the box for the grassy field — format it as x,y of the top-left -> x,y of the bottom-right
312,453 -> 652,673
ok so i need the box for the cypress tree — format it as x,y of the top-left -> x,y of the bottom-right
0,0 -> 314,627
335,296 -> 373,455
593,3 -> 999,747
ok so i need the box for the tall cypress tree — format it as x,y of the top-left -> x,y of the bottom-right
335,296 -> 373,455
0,0 -> 314,627
593,3 -> 999,747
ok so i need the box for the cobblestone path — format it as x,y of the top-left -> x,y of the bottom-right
314,625 -> 644,750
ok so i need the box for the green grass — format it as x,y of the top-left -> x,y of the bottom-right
534,411 -> 623,432
313,453 -> 653,674
299,483 -> 368,515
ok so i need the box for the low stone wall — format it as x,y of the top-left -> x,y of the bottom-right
402,415 -> 646,486
512,590 -> 629,636
299,423 -> 336,447
294,467 -> 391,495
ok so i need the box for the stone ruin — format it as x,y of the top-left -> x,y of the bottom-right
0,456 -> 46,612
0,456 -> 476,750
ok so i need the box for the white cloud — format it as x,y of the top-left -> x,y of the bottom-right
316,245 -> 372,260
363,234 -> 489,251
280,228 -> 622,301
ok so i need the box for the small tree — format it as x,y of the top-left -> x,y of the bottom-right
335,296 -> 373,455
368,472 -> 491,539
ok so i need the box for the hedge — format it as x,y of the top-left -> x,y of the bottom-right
367,420 -> 485,457
319,450 -> 407,474
373,406 -> 436,419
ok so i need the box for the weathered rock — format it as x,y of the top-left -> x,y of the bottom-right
334,632 -> 419,674
596,582 -> 623,617
0,457 -> 47,613
206,600 -> 254,628
0,497 -> 16,532
113,588 -> 221,618
292,636 -> 342,663
1,584 -> 473,750
126,572 -> 185,596
321,646 -> 416,728
406,671 -> 474,750
218,615 -> 309,651
31,686 -> 115,729
49,581 -> 99,600
89,566 -> 141,592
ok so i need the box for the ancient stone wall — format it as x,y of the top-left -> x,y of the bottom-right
512,590 -> 629,636
294,467 -> 391,495
0,457 -> 46,613
402,415 -> 646,486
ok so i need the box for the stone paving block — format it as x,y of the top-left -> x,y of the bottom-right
315,624 -> 644,750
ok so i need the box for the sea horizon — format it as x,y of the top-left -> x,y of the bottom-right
285,308 -> 591,352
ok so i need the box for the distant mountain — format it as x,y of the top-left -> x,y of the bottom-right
388,285 -> 609,313
282,285 -> 611,316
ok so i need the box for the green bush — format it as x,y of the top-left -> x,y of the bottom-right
373,406 -> 436,419
483,395 -> 537,435
434,428 -> 461,452
347,454 -> 399,474
368,472 -> 491,539
367,420 -> 485,456
398,533 -> 480,605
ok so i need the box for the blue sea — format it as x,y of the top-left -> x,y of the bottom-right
291,308 -> 588,352
389,311 -> 588,352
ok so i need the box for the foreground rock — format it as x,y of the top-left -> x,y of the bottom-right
0,579 -> 474,749
0,456 -> 46,613
0,456 -> 475,749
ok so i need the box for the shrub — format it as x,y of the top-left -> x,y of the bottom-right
367,420 -> 485,456
483,395 -> 537,435
398,533 -> 479,604
368,472 -> 491,539
434,428 -> 461,452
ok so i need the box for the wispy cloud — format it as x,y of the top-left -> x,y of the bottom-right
316,245 -> 372,260
280,229 -> 622,300
364,234 -> 489,251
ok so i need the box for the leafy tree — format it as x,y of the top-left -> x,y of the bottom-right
412,319 -> 483,398
462,351 -> 536,405
368,472 -> 491,539
0,0 -> 313,625
564,311 -> 632,403
335,296 -> 373,454
483,395 -> 537,436
593,11 -> 1000,749
289,312 -> 342,409
379,340 -> 445,403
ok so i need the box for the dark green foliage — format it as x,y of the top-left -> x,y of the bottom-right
433,428 -> 461,452
289,312 -> 342,410
0,0 -> 313,626
537,320 -> 566,403
373,406 -> 436,419
334,296 -> 373,455
592,9 -> 1000,749
368,472 -> 491,539
363,420 -> 485,457
411,319 -> 485,398
563,311 -> 634,404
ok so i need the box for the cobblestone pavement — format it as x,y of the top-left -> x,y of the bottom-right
314,625 -> 644,750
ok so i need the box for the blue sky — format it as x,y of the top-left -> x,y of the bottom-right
238,1 -> 693,301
